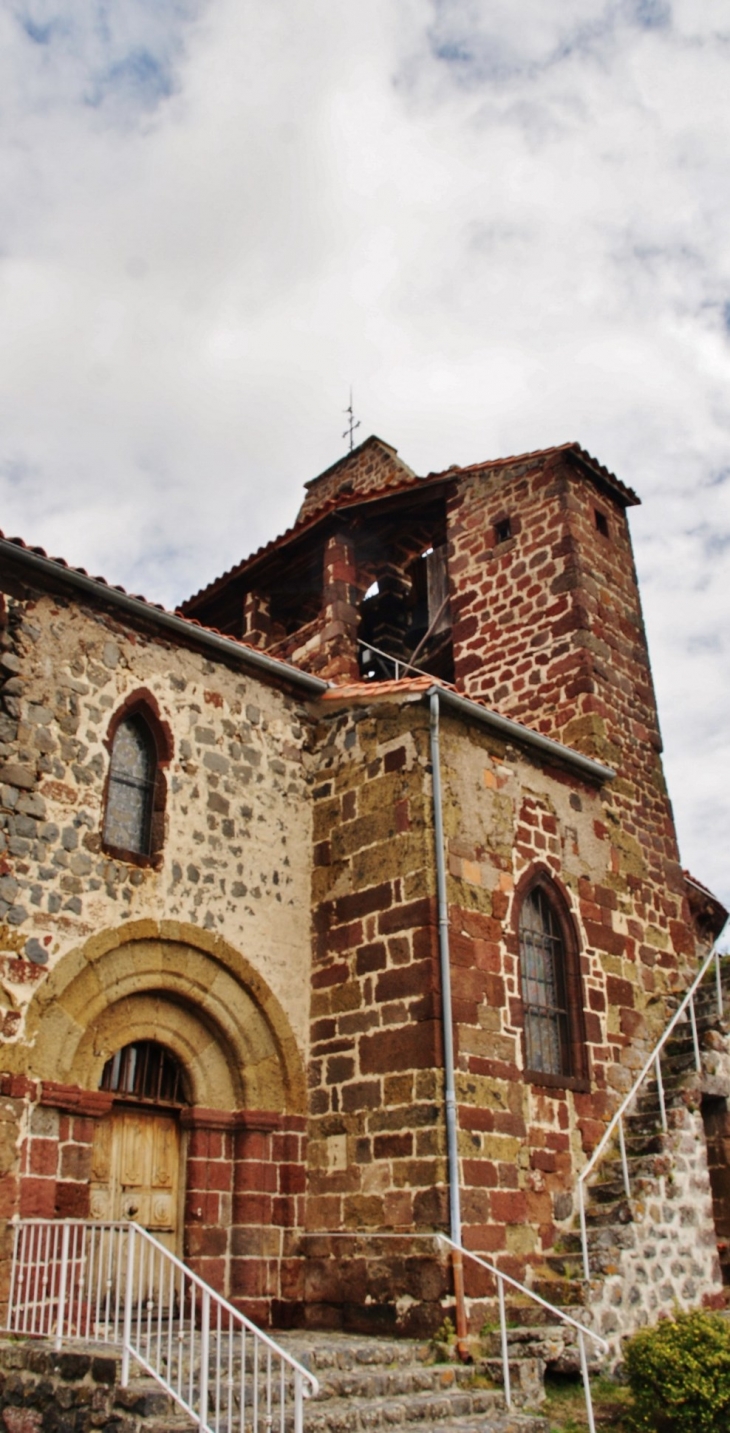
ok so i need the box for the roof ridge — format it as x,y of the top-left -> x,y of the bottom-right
0,529 -> 329,691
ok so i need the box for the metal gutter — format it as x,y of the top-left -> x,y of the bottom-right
427,685 -> 615,785
0,539 -> 330,697
429,691 -> 468,1348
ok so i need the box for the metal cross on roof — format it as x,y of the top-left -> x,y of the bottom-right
342,388 -> 361,452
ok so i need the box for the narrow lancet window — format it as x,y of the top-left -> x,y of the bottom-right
519,886 -> 570,1077
103,714 -> 156,857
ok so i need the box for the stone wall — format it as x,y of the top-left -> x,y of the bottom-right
0,581 -> 312,1056
586,1101 -> 723,1361
447,451 -> 694,1026
0,567 -> 314,1323
437,702 -> 705,1312
0,1339 -> 173,1433
0,447 -> 717,1344
304,688 -> 446,1332
302,683 -> 694,1330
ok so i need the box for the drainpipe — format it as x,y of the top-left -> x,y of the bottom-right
429,691 -> 469,1351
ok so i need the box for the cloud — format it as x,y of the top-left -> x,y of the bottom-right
0,0 -> 727,903
11,0 -> 196,111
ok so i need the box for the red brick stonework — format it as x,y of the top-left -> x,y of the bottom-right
0,433 -> 722,1344
447,449 -> 693,1015
0,1077 -> 307,1329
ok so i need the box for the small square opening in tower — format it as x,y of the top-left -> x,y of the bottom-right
495,517 -> 512,544
595,509 -> 609,537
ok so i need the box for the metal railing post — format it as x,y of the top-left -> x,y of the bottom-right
497,1273 -> 511,1409
5,1219 -> 319,1433
716,948 -> 724,1019
6,1219 -> 20,1332
689,993 -> 701,1071
121,1224 -> 136,1388
293,1369 -> 304,1433
579,1330 -> 596,1433
655,1054 -> 667,1132
579,942 -> 725,1229
579,1180 -> 590,1280
199,1287 -> 210,1432
618,1116 -> 630,1199
55,1221 -> 70,1352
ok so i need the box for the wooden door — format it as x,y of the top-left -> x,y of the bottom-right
90,1108 -> 181,1257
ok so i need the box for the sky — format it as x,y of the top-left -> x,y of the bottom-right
0,0 -> 728,916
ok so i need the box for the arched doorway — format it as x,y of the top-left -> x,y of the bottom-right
90,1042 -> 187,1258
10,923 -> 308,1321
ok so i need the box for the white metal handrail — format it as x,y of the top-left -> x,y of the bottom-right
4,1220 -> 319,1433
578,940 -> 726,1282
302,1229 -> 607,1433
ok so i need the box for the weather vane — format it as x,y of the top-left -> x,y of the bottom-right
342,388 -> 361,452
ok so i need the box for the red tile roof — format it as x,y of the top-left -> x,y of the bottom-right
182,440 -> 639,612
0,529 -> 327,690
319,675 -> 437,702
0,527 -> 620,781
453,440 -> 640,508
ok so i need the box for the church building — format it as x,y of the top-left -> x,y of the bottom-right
0,436 -> 726,1341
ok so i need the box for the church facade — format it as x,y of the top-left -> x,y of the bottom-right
0,436 -> 726,1337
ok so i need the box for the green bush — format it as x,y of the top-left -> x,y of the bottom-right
623,1308 -> 730,1432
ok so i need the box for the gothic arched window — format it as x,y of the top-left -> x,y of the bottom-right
518,881 -> 587,1085
102,713 -> 157,858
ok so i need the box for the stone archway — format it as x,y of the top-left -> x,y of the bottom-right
21,918 -> 305,1114
14,921 -> 307,1320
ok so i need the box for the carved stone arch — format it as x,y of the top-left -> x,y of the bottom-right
20,920 -> 305,1115
511,863 -> 589,1090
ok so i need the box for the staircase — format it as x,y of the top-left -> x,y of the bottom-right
278,1332 -> 549,1433
0,1333 -> 551,1433
515,949 -> 730,1361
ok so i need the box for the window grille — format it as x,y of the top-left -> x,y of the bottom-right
103,715 -> 156,856
519,887 -> 570,1076
100,1040 -> 184,1104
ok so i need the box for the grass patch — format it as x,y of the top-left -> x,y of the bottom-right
541,1372 -> 634,1431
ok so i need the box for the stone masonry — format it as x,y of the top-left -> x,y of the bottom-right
0,432 -> 726,1350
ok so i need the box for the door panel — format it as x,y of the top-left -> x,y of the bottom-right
91,1108 -> 181,1257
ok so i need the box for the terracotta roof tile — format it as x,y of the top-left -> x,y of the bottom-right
181,470 -> 452,610
181,440 -> 639,611
319,675 -> 438,702
0,531 -> 165,612
0,528 -> 316,682
453,441 -> 640,505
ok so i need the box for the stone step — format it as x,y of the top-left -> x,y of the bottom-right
541,1252 -> 585,1278
585,1199 -> 633,1229
528,1277 -> 584,1307
554,1228 -> 634,1265
276,1332 -> 433,1371
0,1333 -> 551,1433
304,1385 -> 509,1433
133,1421 -> 194,1433
114,1379 -> 186,1416
588,1169 -> 661,1203
426,1417 -> 548,1433
301,1362 -> 477,1403
618,1138 -> 666,1161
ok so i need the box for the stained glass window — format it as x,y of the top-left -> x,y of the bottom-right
103,714 -> 156,856
100,1041 -> 184,1104
519,887 -> 570,1076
